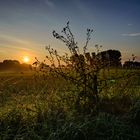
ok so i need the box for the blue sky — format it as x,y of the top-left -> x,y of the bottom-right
0,0 -> 140,63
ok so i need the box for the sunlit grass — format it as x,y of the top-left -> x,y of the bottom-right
0,69 -> 140,139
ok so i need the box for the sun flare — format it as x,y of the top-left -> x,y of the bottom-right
23,56 -> 30,63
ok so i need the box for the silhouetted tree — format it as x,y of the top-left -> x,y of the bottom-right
96,50 -> 122,67
0,60 -> 31,71
123,61 -> 140,69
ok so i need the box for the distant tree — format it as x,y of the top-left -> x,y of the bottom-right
70,49 -> 122,69
2,60 -> 19,70
3,60 -> 20,65
123,54 -> 140,69
0,59 -> 31,71
123,61 -> 140,69
96,50 -> 122,67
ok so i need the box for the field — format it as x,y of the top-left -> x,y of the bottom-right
0,69 -> 140,140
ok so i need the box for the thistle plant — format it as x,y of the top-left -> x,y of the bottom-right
34,22 -> 121,112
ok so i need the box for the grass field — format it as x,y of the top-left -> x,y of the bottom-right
0,69 -> 140,140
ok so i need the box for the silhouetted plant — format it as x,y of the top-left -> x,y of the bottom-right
42,22 -> 102,112
35,22 -> 123,113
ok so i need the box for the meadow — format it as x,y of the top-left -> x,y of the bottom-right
0,69 -> 140,140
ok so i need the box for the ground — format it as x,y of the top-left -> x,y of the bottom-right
0,69 -> 140,140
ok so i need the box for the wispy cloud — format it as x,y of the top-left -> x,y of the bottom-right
0,44 -> 32,52
44,0 -> 54,8
0,34 -> 31,46
121,32 -> 140,37
128,23 -> 133,26
0,34 -> 46,57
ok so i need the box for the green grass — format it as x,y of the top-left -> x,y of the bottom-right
0,69 -> 140,140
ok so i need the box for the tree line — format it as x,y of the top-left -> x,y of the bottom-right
69,50 -> 140,69
123,61 -> 140,69
0,60 -> 31,71
0,52 -> 140,72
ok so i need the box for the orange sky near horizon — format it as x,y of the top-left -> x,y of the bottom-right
0,34 -> 139,64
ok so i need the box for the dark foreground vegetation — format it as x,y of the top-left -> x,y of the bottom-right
0,70 -> 140,140
0,22 -> 140,140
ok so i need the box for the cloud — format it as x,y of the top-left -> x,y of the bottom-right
0,34 -> 42,47
0,34 -> 31,46
0,34 -> 46,57
121,32 -> 140,37
44,0 -> 54,8
128,23 -> 133,26
0,34 -> 45,52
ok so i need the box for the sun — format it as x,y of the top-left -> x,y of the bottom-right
23,56 -> 30,63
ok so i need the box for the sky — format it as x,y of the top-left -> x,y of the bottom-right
0,0 -> 140,64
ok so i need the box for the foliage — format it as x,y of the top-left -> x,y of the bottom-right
97,50 -> 122,67
0,60 -> 31,71
123,61 -> 140,69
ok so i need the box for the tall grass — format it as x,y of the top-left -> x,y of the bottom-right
0,70 -> 140,140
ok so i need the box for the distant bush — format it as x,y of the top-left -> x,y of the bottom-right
0,59 -> 31,71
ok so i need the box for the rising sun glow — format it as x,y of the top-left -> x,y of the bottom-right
23,56 -> 30,63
